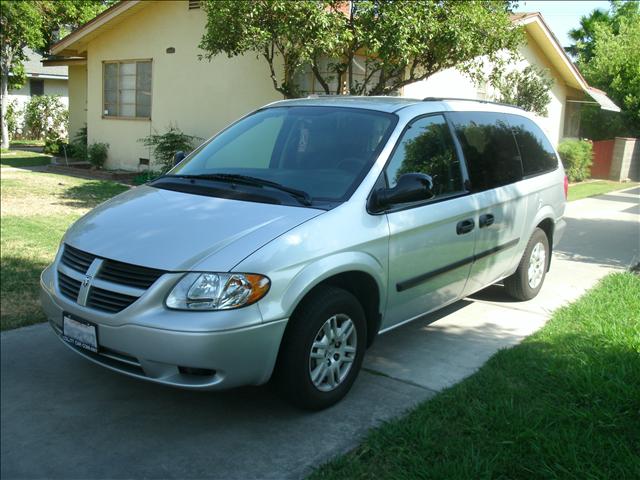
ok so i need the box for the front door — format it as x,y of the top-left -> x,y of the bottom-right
381,114 -> 476,329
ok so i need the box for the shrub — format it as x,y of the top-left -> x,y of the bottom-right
87,142 -> 109,169
494,65 -> 554,116
23,95 -> 68,141
558,139 -> 593,182
68,126 -> 88,160
139,125 -> 202,172
43,135 -> 69,156
132,170 -> 162,185
5,100 -> 23,139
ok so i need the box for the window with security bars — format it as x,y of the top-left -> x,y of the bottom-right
103,60 -> 152,119
188,0 -> 201,9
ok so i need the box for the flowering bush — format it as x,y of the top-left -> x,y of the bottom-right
23,95 -> 68,141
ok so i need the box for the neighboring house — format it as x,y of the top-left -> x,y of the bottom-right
8,48 -> 69,112
405,13 -> 619,147
46,1 -> 617,170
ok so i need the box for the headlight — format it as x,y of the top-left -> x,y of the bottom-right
166,272 -> 270,310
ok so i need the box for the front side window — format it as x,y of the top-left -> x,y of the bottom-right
450,112 -> 523,192
384,115 -> 464,198
103,60 -> 152,119
169,106 -> 396,204
508,115 -> 558,177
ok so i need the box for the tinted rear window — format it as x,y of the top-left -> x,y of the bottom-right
508,115 -> 558,176
449,112 -> 522,192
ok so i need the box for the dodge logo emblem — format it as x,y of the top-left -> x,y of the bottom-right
82,274 -> 92,287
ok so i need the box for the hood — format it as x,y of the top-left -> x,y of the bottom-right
63,185 -> 323,271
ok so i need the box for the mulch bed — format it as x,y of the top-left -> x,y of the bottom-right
47,163 -> 139,185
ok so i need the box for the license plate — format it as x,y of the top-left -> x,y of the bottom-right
62,314 -> 98,352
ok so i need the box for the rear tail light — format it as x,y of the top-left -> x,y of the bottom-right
563,175 -> 568,199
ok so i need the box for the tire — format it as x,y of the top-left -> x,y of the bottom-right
504,227 -> 550,301
274,286 -> 367,410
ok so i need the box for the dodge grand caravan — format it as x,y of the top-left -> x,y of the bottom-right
40,97 -> 566,409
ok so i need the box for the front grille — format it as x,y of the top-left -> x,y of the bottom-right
86,286 -> 138,313
61,244 -> 94,273
97,259 -> 164,289
58,272 -> 81,300
57,244 -> 165,314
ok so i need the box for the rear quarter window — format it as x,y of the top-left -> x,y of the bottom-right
507,115 -> 558,177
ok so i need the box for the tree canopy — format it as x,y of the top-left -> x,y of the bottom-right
0,0 -> 113,148
199,0 -> 522,98
567,1 -> 640,139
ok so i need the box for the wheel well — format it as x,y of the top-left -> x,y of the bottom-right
537,218 -> 554,270
297,272 -> 381,348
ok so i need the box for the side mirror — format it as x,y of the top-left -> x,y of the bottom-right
174,151 -> 186,165
370,173 -> 434,212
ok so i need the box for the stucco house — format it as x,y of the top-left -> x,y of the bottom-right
46,1 -> 618,170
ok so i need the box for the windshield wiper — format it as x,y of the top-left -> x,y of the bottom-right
166,173 -> 313,206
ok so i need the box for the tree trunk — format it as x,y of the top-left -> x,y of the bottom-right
1,66 -> 9,150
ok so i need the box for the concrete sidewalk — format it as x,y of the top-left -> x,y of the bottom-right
2,187 -> 638,480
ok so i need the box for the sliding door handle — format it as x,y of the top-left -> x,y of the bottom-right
456,219 -> 475,235
479,214 -> 495,228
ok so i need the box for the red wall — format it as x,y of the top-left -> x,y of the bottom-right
591,140 -> 615,179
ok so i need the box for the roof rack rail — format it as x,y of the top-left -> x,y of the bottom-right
422,97 -> 524,110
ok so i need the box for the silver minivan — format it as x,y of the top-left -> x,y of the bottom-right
40,97 -> 566,409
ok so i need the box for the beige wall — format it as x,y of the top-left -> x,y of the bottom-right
68,65 -> 87,141
403,32 -> 571,146
84,1 -> 282,170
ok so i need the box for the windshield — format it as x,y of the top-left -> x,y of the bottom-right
168,106 -> 397,204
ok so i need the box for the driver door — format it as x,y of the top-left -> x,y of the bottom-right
381,114 -> 477,329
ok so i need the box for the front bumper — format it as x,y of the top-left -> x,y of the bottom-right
40,265 -> 287,390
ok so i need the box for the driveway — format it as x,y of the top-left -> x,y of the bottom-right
2,187 -> 638,480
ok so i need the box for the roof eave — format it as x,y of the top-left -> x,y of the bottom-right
50,1 -> 142,55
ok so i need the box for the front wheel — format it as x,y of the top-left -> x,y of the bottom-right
274,286 -> 366,410
504,227 -> 550,301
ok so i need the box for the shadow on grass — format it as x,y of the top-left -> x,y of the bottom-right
0,255 -> 49,331
0,154 -> 51,168
58,181 -> 130,209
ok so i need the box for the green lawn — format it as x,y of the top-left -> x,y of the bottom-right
568,180 -> 638,202
0,150 -> 129,330
9,139 -> 45,147
311,273 -> 640,479
0,148 -> 52,168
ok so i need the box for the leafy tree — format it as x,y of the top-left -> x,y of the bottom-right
567,1 -> 638,63
199,0 -> 522,98
567,1 -> 640,139
582,15 -> 640,135
494,65 -> 554,116
0,1 -> 113,148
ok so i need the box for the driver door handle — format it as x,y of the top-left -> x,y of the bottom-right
479,214 -> 495,228
456,219 -> 475,235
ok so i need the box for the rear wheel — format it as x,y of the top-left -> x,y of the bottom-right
504,227 -> 549,301
274,286 -> 366,410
